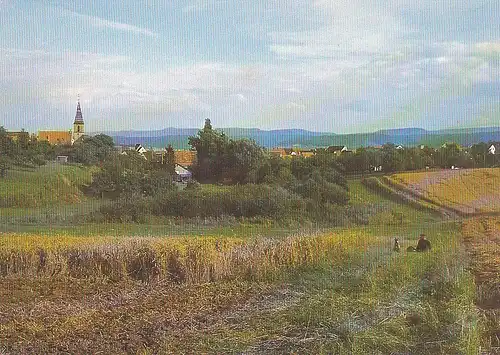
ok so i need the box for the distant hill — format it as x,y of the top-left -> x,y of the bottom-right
97,126 -> 500,150
104,128 -> 329,149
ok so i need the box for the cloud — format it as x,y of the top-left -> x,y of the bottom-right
61,9 -> 157,38
1,1 -> 499,132
182,0 -> 226,13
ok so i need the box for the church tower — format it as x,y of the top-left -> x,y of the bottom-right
72,97 -> 85,144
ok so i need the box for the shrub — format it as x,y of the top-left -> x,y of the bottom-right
155,184 -> 306,219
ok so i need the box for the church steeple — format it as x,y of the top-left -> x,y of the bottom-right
72,96 -> 85,144
74,96 -> 84,124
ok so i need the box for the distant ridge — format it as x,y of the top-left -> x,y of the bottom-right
376,128 -> 427,136
95,126 -> 500,150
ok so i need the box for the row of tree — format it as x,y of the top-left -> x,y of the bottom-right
0,127 -> 116,177
337,142 -> 500,174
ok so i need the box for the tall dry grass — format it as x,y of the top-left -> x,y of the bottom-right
0,232 -> 371,284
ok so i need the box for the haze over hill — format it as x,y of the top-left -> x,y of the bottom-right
101,126 -> 500,150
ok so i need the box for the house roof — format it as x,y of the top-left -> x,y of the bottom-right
327,145 -> 347,152
175,164 -> 192,176
38,131 -> 72,145
174,150 -> 197,166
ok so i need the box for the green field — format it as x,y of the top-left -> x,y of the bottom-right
0,163 -> 95,208
0,167 -> 497,353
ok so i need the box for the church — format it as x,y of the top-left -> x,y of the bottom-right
38,99 -> 85,145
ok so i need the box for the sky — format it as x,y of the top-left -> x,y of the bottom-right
0,0 -> 499,133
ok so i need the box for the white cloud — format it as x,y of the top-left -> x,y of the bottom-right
61,9 -> 157,38
182,0 -> 227,13
475,42 -> 500,54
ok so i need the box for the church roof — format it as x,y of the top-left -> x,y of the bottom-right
74,100 -> 84,124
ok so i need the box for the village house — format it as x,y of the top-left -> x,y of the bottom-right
327,145 -> 348,155
269,148 -> 287,157
174,164 -> 193,182
488,143 -> 500,155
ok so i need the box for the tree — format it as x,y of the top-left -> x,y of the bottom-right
0,127 -> 15,157
382,144 -> 405,172
225,139 -> 266,184
17,129 -> 29,150
188,119 -> 230,182
71,134 -> 115,165
436,143 -> 465,168
164,144 -> 176,175
470,143 -> 489,168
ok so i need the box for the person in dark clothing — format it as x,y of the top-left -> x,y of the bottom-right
415,233 -> 431,252
393,238 -> 401,252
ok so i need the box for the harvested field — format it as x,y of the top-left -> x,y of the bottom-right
0,222 -> 482,354
390,168 -> 500,214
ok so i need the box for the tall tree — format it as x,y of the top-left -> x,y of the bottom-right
188,119 -> 230,182
165,144 -> 176,175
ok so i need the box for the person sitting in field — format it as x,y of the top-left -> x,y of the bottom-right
415,233 -> 431,252
393,238 -> 401,252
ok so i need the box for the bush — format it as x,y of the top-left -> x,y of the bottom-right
99,194 -> 156,223
155,184 -> 306,219
98,184 -> 309,222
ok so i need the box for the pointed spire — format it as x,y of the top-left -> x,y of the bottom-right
74,95 -> 84,124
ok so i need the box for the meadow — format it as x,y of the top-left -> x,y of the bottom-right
0,163 -> 95,208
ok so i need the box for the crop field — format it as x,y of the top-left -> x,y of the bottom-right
389,168 -> 500,214
0,179 -> 488,354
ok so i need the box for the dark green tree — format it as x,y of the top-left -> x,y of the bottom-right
188,119 -> 230,182
164,144 -> 176,175
225,139 -> 265,184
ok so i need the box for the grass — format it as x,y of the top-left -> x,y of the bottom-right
462,218 -> 500,352
360,176 -> 447,218
0,163 -> 95,208
152,222 -> 480,354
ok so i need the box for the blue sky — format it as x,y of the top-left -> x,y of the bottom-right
0,0 -> 498,133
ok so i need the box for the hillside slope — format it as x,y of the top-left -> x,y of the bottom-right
0,163 -> 94,208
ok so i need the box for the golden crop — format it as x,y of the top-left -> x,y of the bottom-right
0,230 -> 380,283
392,168 -> 500,213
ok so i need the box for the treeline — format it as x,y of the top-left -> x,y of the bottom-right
0,127 -> 115,176
337,142 -> 500,174
0,127 -> 52,174
91,120 -> 350,224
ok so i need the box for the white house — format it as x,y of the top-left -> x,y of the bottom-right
135,144 -> 147,154
327,145 -> 348,155
175,164 -> 192,182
